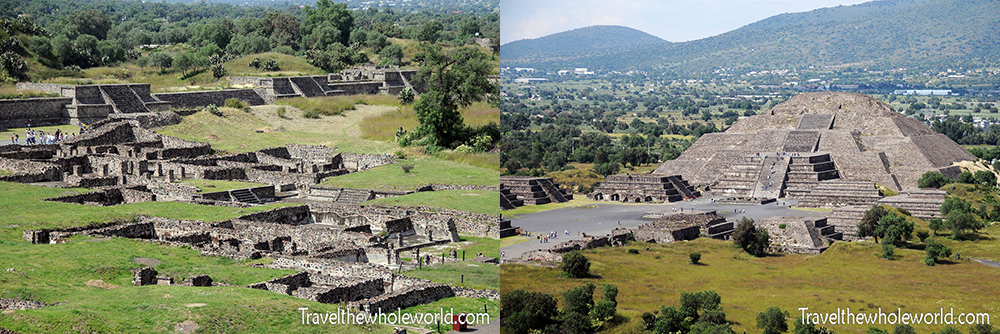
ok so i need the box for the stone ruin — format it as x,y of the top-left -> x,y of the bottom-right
588,173 -> 699,203
655,92 -> 973,193
500,176 -> 573,209
227,66 -> 424,102
637,211 -> 735,240
757,217 -> 842,254
827,189 -> 947,240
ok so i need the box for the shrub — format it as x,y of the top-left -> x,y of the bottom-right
399,164 -> 414,173
918,171 -> 951,188
454,144 -> 476,154
224,98 -> 247,109
398,86 -> 415,105
561,251 -> 591,278
882,243 -> 895,260
263,58 -> 280,71
627,249 -> 639,254
916,231 -> 929,242
394,150 -> 406,159
778,223 -> 787,229
249,57 -> 262,69
206,104 -> 221,116
424,145 -> 444,155
689,252 -> 701,264
276,106 -> 286,118
302,109 -> 320,119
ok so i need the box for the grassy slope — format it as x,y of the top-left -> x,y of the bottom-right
364,190 -> 500,216
501,238 -> 1000,334
321,156 -> 498,191
359,101 -> 500,142
223,52 -> 325,77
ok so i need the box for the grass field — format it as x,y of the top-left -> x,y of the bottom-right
501,238 -> 1000,334
403,262 -> 501,291
179,180 -> 266,193
359,101 -> 500,142
155,105 -> 397,154
364,190 -> 500,216
321,156 -> 498,191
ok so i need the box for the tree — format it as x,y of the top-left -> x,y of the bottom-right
173,52 -> 197,75
974,170 -> 996,188
562,283 -> 595,333
858,205 -> 889,243
929,218 -> 944,235
500,289 -> 557,334
935,327 -> 962,334
561,251 -> 590,278
968,323 -> 1000,334
959,171 -> 975,184
794,316 -> 836,334
733,217 -> 769,257
0,52 -> 28,81
876,213 -> 913,246
68,10 -> 111,40
757,307 -> 789,334
593,162 -> 619,176
302,0 -> 353,47
149,52 -> 173,73
925,239 -> 952,265
457,16 -> 481,40
894,324 -> 917,334
918,171 -> 951,188
227,32 -> 270,56
397,86 -> 414,105
941,197 -> 971,216
946,210 -> 980,240
417,20 -> 443,42
412,44 -> 497,147
378,43 -> 403,66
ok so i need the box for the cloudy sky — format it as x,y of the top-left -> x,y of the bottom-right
501,0 -> 874,45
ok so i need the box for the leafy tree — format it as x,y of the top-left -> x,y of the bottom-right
68,10 -> 111,40
397,86 -> 414,105
925,239 -> 952,265
593,162 -> 620,176
946,210 -> 980,240
757,307 -> 790,334
959,171 -> 975,184
457,17 -> 481,40
941,197 -> 971,216
306,42 -> 366,72
561,311 -> 592,334
974,170 -> 997,188
968,323 -> 1000,334
227,32 -> 270,56
876,213 -> 913,246
935,326 -> 963,334
733,217 -> 769,257
858,205 -> 888,243
149,52 -> 173,73
500,289 -> 557,334
794,316 -> 837,334
378,43 -> 404,66
918,171 -> 951,188
411,44 -> 497,147
689,252 -> 701,264
173,52 -> 197,75
0,51 -> 28,81
690,323 -> 737,334
882,243 -> 895,260
917,230 -> 930,242
560,250 -> 590,278
302,0 -> 354,47
417,20 -> 443,42
929,218 -> 944,235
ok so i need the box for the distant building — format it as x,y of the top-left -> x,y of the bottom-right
514,68 -> 536,73
893,89 -> 954,96
574,68 -> 593,75
514,78 -> 548,84
557,70 -> 571,75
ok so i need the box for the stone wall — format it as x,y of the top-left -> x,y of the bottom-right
0,298 -> 46,310
340,153 -> 397,171
235,205 -> 313,226
153,89 -> 266,109
0,97 -> 72,128
354,283 -> 455,314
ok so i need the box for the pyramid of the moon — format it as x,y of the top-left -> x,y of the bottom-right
653,92 -> 975,196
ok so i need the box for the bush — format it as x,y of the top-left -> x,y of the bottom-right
249,57 -> 261,69
263,58 -> 280,71
925,239 -> 952,264
882,243 -> 895,260
302,109 -> 320,119
778,223 -> 787,229
561,251 -> 591,278
273,45 -> 295,55
399,164 -> 414,173
689,252 -> 701,264
206,104 -> 221,116
276,106 -> 286,118
918,171 -> 951,188
757,307 -> 789,334
916,231 -> 929,242
224,98 -> 247,109
424,145 -> 444,155
627,249 -> 639,254
398,86 -> 415,105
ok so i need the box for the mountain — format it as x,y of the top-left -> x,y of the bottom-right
501,0 -> 1000,72
499,25 -> 669,69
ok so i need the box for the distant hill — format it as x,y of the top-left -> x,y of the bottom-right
502,0 -> 1000,71
499,25 -> 669,70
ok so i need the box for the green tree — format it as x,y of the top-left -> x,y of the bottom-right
946,210 -> 980,240
894,324 -> 917,334
968,323 -> 1000,334
500,289 -> 557,334
173,52 -> 196,75
733,217 -> 757,252
0,51 -> 28,81
918,171 -> 951,188
302,0 -> 353,47
858,205 -> 888,243
925,239 -> 952,265
941,197 -> 971,216
227,32 -> 271,56
149,52 -> 173,73
412,44 -> 497,147
974,170 -> 997,188
417,20 -> 443,42
561,250 -> 590,278
929,218 -> 944,235
758,307 -> 790,334
935,326 -> 962,334
378,43 -> 404,66
68,10 -> 111,40
458,16 -> 481,40
876,213 -> 913,246
397,86 -> 415,105
959,171 -> 975,184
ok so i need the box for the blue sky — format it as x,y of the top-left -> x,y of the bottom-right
501,0 -> 872,45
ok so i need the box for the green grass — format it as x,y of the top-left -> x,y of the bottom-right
276,96 -> 357,117
321,156 -> 498,192
0,169 -> 11,175
435,151 -> 500,171
155,106 -> 396,154
223,52 -> 324,76
359,101 -> 499,142
403,262 -> 500,291
364,190 -> 500,216
501,238 -> 1000,334
0,181 -> 291,243
398,297 -> 499,331
179,180 -> 267,193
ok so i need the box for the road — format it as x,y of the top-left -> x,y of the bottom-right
500,197 -> 827,258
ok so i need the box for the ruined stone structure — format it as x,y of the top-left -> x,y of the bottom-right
796,180 -> 882,208
757,217 -> 841,254
588,173 -> 699,203
655,92 -> 974,193
227,66 -> 424,100
639,211 -> 734,240
500,176 -> 573,209
878,189 -> 947,221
